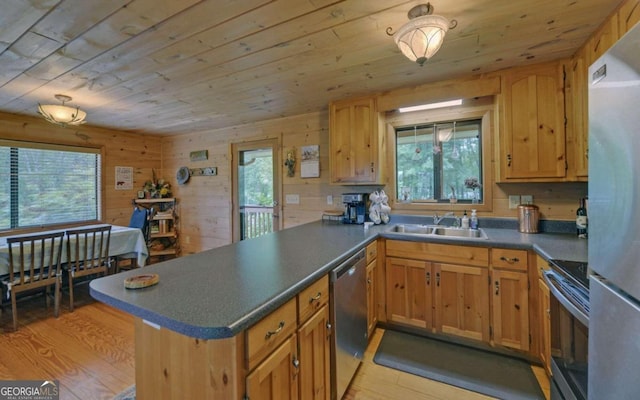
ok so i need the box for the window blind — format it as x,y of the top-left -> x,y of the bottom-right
0,140 -> 101,230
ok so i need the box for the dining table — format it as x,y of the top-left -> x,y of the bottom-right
0,224 -> 149,277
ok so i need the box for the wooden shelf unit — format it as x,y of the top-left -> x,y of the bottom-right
134,198 -> 179,260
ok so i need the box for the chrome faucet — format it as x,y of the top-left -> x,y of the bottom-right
433,211 -> 455,225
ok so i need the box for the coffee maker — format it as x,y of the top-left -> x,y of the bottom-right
342,193 -> 369,224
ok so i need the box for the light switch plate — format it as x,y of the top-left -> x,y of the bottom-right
285,194 -> 300,204
509,195 -> 521,209
521,195 -> 533,204
327,195 -> 333,205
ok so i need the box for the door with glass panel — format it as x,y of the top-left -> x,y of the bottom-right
231,138 -> 281,242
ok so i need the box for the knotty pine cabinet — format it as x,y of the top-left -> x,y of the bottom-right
536,256 -> 552,376
246,275 -> 331,400
384,240 -> 490,341
365,241 -> 378,339
329,96 -> 385,185
384,241 -> 534,354
385,257 -> 431,330
498,61 -> 567,181
565,49 -> 589,180
434,262 -> 490,342
490,248 -> 530,351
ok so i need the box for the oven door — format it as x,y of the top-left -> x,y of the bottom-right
543,271 -> 588,400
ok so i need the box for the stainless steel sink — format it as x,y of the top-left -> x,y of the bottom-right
432,227 -> 487,239
386,224 -> 488,240
387,224 -> 434,234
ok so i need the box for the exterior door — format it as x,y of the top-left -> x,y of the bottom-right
232,138 -> 281,242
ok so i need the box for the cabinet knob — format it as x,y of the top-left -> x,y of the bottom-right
495,281 -> 500,295
507,154 -> 512,167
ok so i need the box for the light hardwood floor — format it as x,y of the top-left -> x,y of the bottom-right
0,286 -> 549,400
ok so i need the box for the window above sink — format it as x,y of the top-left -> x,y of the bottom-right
385,96 -> 494,213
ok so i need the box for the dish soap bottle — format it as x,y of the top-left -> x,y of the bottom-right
470,209 -> 478,229
461,210 -> 470,229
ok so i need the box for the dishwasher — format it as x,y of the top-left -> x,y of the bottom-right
330,248 -> 367,400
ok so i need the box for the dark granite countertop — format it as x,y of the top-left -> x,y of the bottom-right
90,217 -> 587,340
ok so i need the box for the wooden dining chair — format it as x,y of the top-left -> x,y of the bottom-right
65,225 -> 112,312
2,231 -> 65,330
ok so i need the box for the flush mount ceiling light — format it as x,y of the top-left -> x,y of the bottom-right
38,94 -> 87,126
387,3 -> 457,66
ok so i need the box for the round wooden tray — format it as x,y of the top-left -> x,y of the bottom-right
124,273 -> 159,289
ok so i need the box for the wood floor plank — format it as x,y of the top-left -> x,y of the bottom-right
1,285 -> 548,400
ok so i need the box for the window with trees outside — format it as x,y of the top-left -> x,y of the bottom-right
0,140 -> 101,230
396,119 -> 482,204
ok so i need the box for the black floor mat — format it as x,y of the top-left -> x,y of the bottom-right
373,330 -> 545,400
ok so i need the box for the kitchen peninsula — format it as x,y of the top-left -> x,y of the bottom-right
90,219 -> 586,399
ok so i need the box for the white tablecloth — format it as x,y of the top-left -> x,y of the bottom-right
0,225 -> 149,276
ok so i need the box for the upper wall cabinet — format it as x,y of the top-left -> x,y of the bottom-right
618,1 -> 640,37
565,49 -> 589,180
498,61 -> 567,181
329,96 -> 385,185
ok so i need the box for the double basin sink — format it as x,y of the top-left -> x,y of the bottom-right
386,224 -> 488,240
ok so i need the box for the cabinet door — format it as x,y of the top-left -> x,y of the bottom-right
619,0 -> 640,36
566,52 -> 589,178
246,334 -> 299,400
434,263 -> 489,342
538,278 -> 551,376
492,269 -> 530,351
501,62 -> 566,180
385,257 -> 432,329
366,259 -> 377,338
298,305 -> 331,400
329,97 -> 379,184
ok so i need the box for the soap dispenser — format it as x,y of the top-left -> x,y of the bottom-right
470,209 -> 478,229
461,210 -> 469,229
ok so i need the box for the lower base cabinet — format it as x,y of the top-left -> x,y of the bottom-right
434,263 -> 490,342
298,305 -> 331,400
246,334 -> 299,400
491,269 -> 530,350
385,257 -> 431,330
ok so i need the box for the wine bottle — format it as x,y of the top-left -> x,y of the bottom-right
576,198 -> 587,238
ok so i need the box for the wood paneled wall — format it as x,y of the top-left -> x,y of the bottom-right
161,103 -> 586,255
0,112 -> 161,231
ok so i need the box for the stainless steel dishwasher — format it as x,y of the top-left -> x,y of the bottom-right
330,248 -> 367,400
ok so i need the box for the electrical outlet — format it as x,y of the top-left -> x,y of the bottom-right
285,194 -> 300,204
521,195 -> 533,204
327,195 -> 333,205
509,195 -> 521,209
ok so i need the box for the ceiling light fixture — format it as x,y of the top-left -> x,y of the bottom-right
387,3 -> 457,66
38,94 -> 87,126
398,99 -> 463,113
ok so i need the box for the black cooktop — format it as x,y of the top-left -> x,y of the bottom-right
549,259 -> 590,290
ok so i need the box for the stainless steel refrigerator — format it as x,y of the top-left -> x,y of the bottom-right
588,21 -> 640,400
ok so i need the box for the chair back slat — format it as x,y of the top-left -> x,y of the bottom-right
66,225 -> 112,276
7,232 -> 65,288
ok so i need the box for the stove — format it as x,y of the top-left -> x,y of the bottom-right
549,259 -> 589,291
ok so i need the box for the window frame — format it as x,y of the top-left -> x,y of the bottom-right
0,139 -> 104,233
385,100 -> 494,213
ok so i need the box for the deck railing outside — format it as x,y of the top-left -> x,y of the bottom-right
240,206 -> 274,239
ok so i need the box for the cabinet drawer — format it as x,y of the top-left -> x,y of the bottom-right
298,275 -> 329,324
246,297 -> 297,371
386,240 -> 489,267
366,241 -> 377,264
492,248 -> 528,271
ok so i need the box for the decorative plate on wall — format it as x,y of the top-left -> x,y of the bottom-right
176,166 -> 190,185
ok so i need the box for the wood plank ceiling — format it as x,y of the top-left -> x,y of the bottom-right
0,0 -> 624,136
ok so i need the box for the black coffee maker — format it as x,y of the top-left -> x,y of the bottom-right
342,193 -> 369,224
